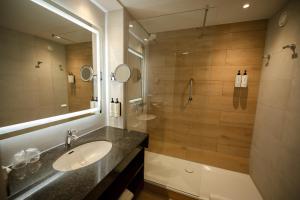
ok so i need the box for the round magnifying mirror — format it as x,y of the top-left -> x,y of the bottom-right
114,64 -> 131,83
80,65 -> 94,81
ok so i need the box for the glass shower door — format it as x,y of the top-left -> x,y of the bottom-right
126,47 -> 147,132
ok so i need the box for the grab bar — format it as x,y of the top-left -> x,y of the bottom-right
188,79 -> 193,103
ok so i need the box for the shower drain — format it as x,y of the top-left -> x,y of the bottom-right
184,168 -> 194,173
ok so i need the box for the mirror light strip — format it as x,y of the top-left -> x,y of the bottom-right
104,12 -> 110,125
0,1 -> 102,135
0,109 -> 98,134
30,0 -> 98,33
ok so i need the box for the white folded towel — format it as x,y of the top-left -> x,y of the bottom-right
118,189 -> 134,200
210,194 -> 232,200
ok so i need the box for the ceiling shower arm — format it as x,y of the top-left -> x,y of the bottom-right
116,0 -> 150,36
199,5 -> 210,38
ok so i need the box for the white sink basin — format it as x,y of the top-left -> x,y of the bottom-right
53,141 -> 112,172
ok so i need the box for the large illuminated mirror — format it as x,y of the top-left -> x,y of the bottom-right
0,0 -> 100,133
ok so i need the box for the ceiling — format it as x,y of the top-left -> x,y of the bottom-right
97,0 -> 288,33
0,0 -> 92,45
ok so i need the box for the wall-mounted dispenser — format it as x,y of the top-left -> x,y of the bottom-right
110,98 -> 115,117
110,98 -> 121,117
90,96 -> 98,109
241,70 -> 248,88
114,98 -> 121,117
235,70 -> 242,87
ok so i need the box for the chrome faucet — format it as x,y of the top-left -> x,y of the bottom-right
65,129 -> 78,149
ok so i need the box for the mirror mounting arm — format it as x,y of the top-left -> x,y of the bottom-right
111,72 -> 116,81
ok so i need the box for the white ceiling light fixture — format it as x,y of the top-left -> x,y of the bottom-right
129,24 -> 133,28
243,3 -> 250,9
278,11 -> 288,27
52,34 -> 61,39
143,38 -> 148,41
182,52 -> 190,55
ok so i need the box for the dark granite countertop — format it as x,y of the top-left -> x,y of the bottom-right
7,126 -> 148,200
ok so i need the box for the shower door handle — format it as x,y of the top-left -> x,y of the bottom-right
188,79 -> 193,103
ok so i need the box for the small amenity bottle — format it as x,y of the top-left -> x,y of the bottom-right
235,70 -> 242,87
110,98 -> 115,117
241,70 -> 248,88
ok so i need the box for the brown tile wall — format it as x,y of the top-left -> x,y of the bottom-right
146,20 -> 267,173
66,42 -> 93,112
0,27 -> 69,126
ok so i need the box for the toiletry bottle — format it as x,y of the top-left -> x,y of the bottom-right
115,98 -> 121,117
241,70 -> 248,88
90,96 -> 95,108
110,98 -> 115,117
94,97 -> 98,108
235,70 -> 242,87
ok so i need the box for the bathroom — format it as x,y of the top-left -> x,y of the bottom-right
0,0 -> 299,199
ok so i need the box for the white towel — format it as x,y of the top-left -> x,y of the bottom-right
210,194 -> 232,200
118,189 -> 134,200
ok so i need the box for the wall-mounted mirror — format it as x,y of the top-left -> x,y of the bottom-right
80,65 -> 94,81
0,0 -> 99,128
113,64 -> 131,83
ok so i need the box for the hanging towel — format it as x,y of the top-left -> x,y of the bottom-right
118,189 -> 134,200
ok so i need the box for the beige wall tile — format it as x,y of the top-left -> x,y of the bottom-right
250,2 -> 300,199
220,112 -> 255,128
186,147 -> 249,173
226,48 -> 264,65
230,20 -> 267,33
147,20 -> 266,173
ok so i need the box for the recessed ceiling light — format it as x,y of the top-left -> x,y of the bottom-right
144,38 -> 148,41
243,3 -> 250,9
129,24 -> 133,28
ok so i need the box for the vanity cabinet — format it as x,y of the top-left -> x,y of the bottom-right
6,127 -> 148,200
86,138 -> 148,200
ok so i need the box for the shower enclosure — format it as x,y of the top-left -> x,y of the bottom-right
126,33 -> 147,132
125,1 -> 300,198
143,20 -> 266,173
126,20 -> 267,172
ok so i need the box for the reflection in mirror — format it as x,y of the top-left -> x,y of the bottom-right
80,65 -> 94,82
126,23 -> 148,132
127,50 -> 143,100
114,64 -> 131,83
0,0 -> 96,127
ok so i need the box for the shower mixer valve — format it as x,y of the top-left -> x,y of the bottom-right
283,44 -> 298,59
